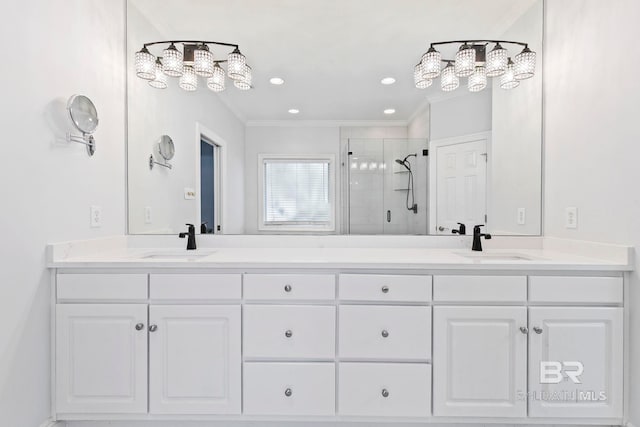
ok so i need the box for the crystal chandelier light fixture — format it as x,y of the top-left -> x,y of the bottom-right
413,40 -> 536,93
134,40 -> 252,93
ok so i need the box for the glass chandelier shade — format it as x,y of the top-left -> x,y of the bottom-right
135,46 -> 156,80
500,58 -> 520,89
148,58 -> 168,89
486,43 -> 508,77
193,44 -> 215,77
414,63 -> 432,89
179,65 -> 198,91
468,66 -> 487,92
454,43 -> 476,77
162,43 -> 184,77
421,46 -> 441,78
234,65 -> 252,90
227,47 -> 247,80
514,47 -> 536,80
207,63 -> 226,92
441,62 -> 459,91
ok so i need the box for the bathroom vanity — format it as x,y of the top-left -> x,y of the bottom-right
47,238 -> 631,425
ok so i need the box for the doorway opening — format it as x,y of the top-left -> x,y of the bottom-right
200,137 -> 221,234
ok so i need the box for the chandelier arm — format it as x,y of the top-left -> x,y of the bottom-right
429,39 -> 528,48
143,40 -> 240,49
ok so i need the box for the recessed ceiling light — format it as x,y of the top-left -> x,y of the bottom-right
270,77 -> 285,85
288,108 -> 300,114
383,108 -> 396,115
381,77 -> 396,85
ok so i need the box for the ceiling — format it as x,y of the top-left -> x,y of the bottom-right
131,0 -> 539,122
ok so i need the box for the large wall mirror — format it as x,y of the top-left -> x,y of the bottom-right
127,0 -> 543,236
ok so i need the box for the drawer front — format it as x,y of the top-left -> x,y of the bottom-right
57,274 -> 147,300
244,274 -> 335,300
340,274 -> 432,302
529,276 -> 623,303
339,306 -> 431,360
244,305 -> 336,359
433,275 -> 527,302
243,363 -> 335,415
149,274 -> 241,300
339,363 -> 431,417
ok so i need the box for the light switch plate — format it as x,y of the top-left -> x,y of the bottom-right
565,207 -> 578,229
517,208 -> 526,225
144,206 -> 152,224
90,205 -> 102,228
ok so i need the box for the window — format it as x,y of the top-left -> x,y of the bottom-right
259,154 -> 335,231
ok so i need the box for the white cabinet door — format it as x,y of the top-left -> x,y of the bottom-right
55,304 -> 148,414
529,307 -> 623,418
149,305 -> 241,414
433,306 -> 527,417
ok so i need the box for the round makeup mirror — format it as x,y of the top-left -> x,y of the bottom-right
158,135 -> 175,161
66,95 -> 99,156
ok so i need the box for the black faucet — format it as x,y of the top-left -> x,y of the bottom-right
472,225 -> 492,251
179,224 -> 197,250
452,223 -> 466,235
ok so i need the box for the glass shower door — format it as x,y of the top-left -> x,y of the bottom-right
347,139 -> 384,234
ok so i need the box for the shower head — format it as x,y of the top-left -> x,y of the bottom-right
395,154 -> 417,171
395,159 -> 405,166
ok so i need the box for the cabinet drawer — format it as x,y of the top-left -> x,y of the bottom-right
149,274 -> 241,300
339,306 -> 431,360
57,274 -> 147,300
243,363 -> 335,415
529,276 -> 622,303
340,274 -> 431,302
433,275 -> 527,302
339,363 -> 431,417
244,305 -> 335,359
244,274 -> 335,300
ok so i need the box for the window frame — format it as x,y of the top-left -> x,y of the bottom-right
258,153 -> 336,232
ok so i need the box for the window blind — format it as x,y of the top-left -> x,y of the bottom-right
263,159 -> 331,225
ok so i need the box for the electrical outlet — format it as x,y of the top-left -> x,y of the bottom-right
90,205 -> 102,228
565,207 -> 578,229
517,208 -> 526,225
144,206 -> 153,224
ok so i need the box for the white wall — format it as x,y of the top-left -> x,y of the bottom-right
429,90 -> 492,141
127,4 -> 245,235
491,0 -> 543,235
542,0 -> 640,424
0,0 -> 126,426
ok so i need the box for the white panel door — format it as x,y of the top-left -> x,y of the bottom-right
435,138 -> 487,234
433,306 -> 527,417
55,304 -> 147,414
149,305 -> 241,414
528,307 -> 623,418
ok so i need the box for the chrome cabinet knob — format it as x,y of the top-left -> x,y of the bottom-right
520,326 -> 529,334
149,324 -> 158,332
381,329 -> 389,338
381,286 -> 389,294
135,323 -> 144,331
284,388 -> 292,397
285,330 -> 293,338
533,326 -> 543,334
381,388 -> 389,398
284,284 -> 292,292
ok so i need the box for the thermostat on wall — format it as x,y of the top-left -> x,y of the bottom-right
184,188 -> 196,200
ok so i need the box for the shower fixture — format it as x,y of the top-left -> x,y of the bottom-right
395,154 -> 418,214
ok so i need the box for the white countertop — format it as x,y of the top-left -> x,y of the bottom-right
47,242 -> 633,271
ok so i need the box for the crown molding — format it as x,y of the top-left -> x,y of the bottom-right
245,119 -> 408,128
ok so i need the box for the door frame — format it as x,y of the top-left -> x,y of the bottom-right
429,131 -> 492,234
195,122 -> 225,234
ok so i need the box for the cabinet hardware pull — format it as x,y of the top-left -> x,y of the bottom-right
533,326 -> 543,334
381,388 -> 389,398
149,324 -> 158,332
284,284 -> 292,292
135,323 -> 144,331
520,326 -> 529,334
284,388 -> 292,397
381,330 -> 389,338
381,286 -> 389,293
285,330 -> 293,338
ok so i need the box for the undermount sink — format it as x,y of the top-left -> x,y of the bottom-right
140,250 -> 216,260
456,252 -> 537,261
